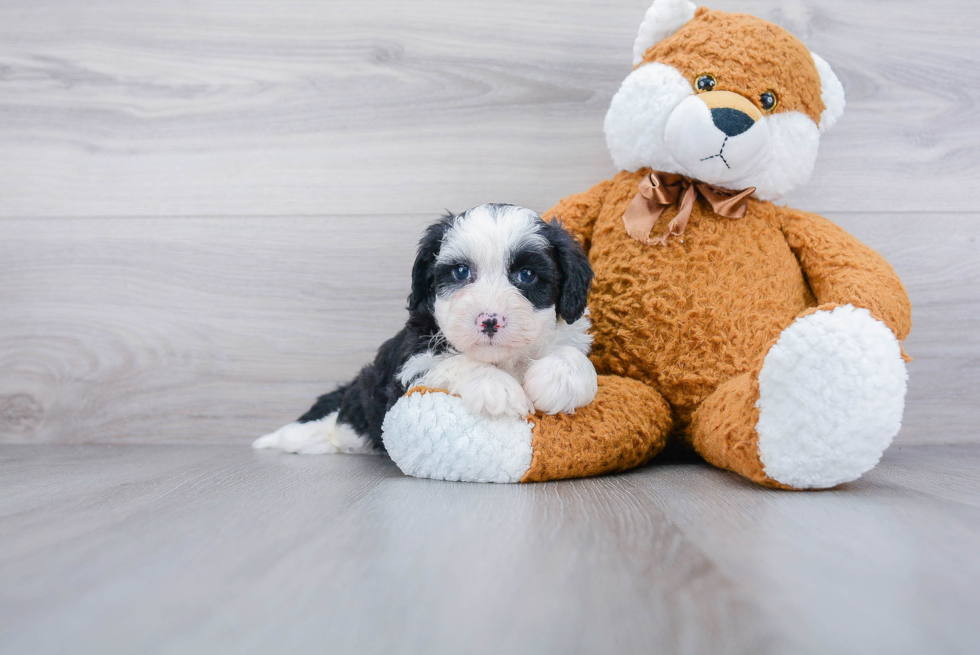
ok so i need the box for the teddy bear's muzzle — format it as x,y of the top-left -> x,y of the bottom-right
664,90 -> 772,186
699,90 -> 762,134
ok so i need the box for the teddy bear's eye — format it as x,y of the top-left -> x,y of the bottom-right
760,90 -> 778,111
695,74 -> 716,92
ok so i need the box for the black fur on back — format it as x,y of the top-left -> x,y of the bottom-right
297,214 -> 455,449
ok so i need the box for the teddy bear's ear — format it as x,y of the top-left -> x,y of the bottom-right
811,53 -> 846,133
632,0 -> 698,66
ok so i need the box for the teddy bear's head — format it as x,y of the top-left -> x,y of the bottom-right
604,0 -> 845,199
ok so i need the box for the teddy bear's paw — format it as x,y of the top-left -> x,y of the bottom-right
523,346 -> 599,415
755,305 -> 908,489
381,389 -> 533,483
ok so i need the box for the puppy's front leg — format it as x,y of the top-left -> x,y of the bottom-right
420,355 -> 533,419
523,346 -> 599,415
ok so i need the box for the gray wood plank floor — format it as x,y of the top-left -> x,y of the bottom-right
3,3 -> 977,651
1,444 -> 978,655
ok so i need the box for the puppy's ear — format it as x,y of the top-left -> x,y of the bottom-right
408,214 -> 454,314
542,219 -> 594,323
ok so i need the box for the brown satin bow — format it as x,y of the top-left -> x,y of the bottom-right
622,171 -> 756,246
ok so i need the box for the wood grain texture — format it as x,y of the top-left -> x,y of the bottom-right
0,215 -> 430,444
2,3 -> 977,651
0,0 -> 977,217
1,444 -> 979,655
1,0 -> 977,446
1,212 -> 977,446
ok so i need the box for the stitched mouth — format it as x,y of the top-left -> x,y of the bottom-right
699,136 -> 731,169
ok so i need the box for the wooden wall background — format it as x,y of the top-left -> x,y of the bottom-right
0,0 -> 977,445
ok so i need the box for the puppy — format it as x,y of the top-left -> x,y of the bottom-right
253,203 -> 597,455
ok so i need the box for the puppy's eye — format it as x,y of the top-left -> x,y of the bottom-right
451,264 -> 470,281
516,269 -> 536,284
696,74 -> 716,92
760,90 -> 778,111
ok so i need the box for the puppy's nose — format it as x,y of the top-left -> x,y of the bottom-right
477,313 -> 505,336
711,108 -> 755,137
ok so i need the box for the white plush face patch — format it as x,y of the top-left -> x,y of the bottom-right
604,62 -> 692,176
663,92 -> 773,185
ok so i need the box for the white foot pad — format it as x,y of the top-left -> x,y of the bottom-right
252,412 -> 376,455
381,390 -> 533,483
756,305 -> 908,489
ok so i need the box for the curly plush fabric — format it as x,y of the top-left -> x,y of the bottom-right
536,7 -> 911,488
641,8 -> 826,123
543,168 -> 911,487
521,375 -> 672,482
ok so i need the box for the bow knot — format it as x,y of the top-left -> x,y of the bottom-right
622,172 -> 755,246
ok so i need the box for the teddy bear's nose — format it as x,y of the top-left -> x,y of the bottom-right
697,90 -> 763,138
711,107 -> 756,137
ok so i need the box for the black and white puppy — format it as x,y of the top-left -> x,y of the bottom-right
253,203 -> 596,455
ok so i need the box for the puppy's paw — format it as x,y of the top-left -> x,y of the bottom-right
523,346 -> 598,415
456,367 -> 534,419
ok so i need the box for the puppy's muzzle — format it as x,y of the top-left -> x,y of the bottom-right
477,313 -> 505,337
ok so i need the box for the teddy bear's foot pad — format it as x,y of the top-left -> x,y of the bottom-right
381,389 -> 533,483
755,305 -> 908,489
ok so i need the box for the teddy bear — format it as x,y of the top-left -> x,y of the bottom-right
380,0 -> 912,490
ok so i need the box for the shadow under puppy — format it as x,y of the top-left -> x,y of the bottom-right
254,203 -> 597,455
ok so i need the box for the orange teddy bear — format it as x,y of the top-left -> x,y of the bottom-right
381,0 -> 911,490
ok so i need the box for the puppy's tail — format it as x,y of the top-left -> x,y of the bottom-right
297,385 -> 348,423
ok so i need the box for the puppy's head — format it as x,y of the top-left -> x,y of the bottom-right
409,204 -> 592,364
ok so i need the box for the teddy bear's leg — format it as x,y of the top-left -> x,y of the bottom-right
690,304 -> 908,490
381,375 -> 673,483
521,375 -> 673,482
688,372 -> 786,489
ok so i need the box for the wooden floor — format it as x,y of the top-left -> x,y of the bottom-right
2,444 -> 978,655
2,2 -> 978,651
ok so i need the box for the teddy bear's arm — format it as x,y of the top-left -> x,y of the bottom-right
778,207 -> 912,340
542,179 -> 613,253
